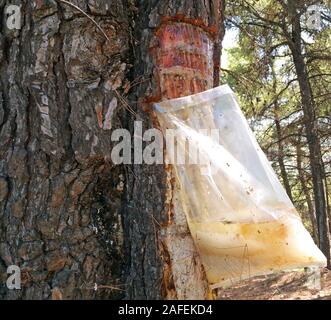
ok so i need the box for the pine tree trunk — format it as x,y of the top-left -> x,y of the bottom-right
0,0 -> 130,300
296,134 -> 318,243
0,0 -> 224,299
287,1 -> 330,267
125,0 -> 224,299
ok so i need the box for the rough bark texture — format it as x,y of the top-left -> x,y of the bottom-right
0,0 -> 130,299
0,0 -> 224,300
125,0 -> 224,299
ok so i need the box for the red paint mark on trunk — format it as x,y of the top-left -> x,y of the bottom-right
152,22 -> 214,100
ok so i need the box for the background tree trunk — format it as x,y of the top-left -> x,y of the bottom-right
296,133 -> 318,243
0,0 -> 224,299
287,0 -> 330,267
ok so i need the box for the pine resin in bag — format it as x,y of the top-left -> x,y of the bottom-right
154,84 -> 326,288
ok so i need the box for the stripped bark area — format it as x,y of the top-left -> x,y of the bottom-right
154,23 -> 214,99
155,19 -> 214,299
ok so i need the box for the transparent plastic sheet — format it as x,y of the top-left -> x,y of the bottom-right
154,84 -> 326,288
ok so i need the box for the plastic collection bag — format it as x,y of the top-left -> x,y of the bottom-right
154,84 -> 326,288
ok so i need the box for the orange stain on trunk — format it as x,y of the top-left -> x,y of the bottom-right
152,22 -> 214,101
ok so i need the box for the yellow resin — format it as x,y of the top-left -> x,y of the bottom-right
189,218 -> 326,287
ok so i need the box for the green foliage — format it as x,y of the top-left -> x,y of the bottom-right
222,0 -> 331,237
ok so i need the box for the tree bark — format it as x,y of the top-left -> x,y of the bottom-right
0,0 -> 224,299
296,133 -> 318,243
274,113 -> 293,202
125,0 -> 224,299
0,0 -> 130,299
